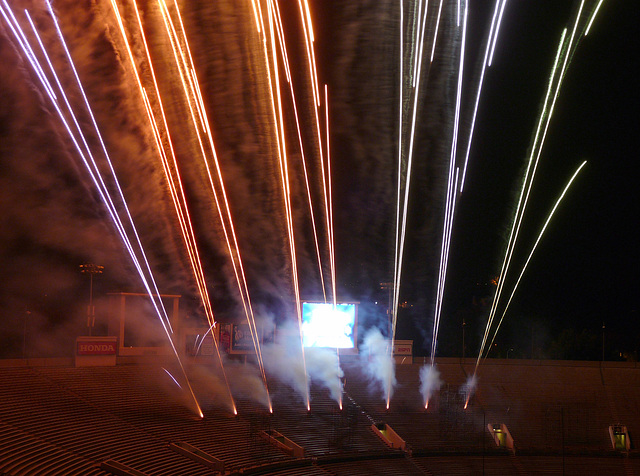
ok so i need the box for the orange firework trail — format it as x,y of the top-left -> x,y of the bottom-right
1,0 -> 203,418
250,0 -> 338,410
269,0 -> 310,410
296,0 -> 337,302
249,0 -> 310,409
269,1 -> 329,303
324,84 -> 341,409
324,84 -> 336,309
109,0 -> 213,326
105,0 -> 238,414
169,0 -> 347,414
272,0 -> 336,306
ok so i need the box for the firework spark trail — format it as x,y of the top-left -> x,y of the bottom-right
114,0 -> 247,412
174,0 -> 286,413
108,0 -> 241,413
45,0 -> 177,334
392,0 -> 404,347
284,0 -> 338,407
1,1 -> 203,417
475,27 -> 569,369
429,0 -> 444,62
390,0 -> 433,409
194,324 -> 216,356
269,0 -> 329,304
468,3 -> 592,406
487,0 -> 508,67
474,29 -> 567,373
585,0 -> 605,36
393,0 -> 403,300
2,6 -> 56,100
2,7 -> 129,273
481,1 -> 586,361
300,0 -> 320,107
250,0 -> 312,408
460,0 -> 508,193
485,161 -> 588,354
39,2 -> 185,337
295,0 -> 337,306
430,1 -> 467,370
259,0 -> 340,408
262,0 -> 311,409
422,1 -> 467,408
411,0 -> 427,87
287,75 -> 328,303
409,1 -> 416,85
44,2 -> 204,417
268,0 -> 310,409
325,84 -> 342,409
162,0 -> 335,413
155,0 -> 229,321
163,368 -> 183,389
157,0 -> 254,412
193,0 -> 351,408
394,0 -> 467,408
324,85 -> 336,307
109,0 -> 212,336
14,10 -> 159,325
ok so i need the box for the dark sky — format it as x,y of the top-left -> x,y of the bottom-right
314,0 -> 639,355
442,1 -> 638,351
0,1 -> 637,358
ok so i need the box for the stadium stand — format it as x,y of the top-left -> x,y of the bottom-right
1,358 -> 639,475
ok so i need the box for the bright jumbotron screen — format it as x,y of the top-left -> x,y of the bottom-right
301,302 -> 357,348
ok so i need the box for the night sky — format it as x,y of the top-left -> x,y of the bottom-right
0,1 -> 637,360
439,1 -> 638,358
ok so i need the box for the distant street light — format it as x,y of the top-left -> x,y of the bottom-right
80,263 -> 103,336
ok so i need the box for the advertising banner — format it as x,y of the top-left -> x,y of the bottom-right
77,339 -> 117,355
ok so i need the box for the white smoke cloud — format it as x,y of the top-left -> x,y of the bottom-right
262,327 -> 310,406
260,320 -> 346,407
358,327 -> 396,402
419,364 -> 443,407
463,374 -> 478,407
305,347 -> 344,404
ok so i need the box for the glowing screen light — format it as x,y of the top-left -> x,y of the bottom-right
301,302 -> 356,348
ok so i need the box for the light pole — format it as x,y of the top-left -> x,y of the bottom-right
462,318 -> 466,359
23,309 -> 31,359
380,282 -> 393,337
80,263 -> 103,336
602,322 -> 606,361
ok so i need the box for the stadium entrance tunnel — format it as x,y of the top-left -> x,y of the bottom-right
609,425 -> 630,452
101,459 -> 148,476
371,422 -> 407,451
488,423 -> 514,452
168,441 -> 225,472
259,429 -> 305,458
